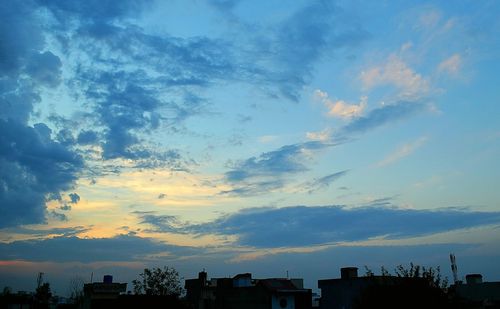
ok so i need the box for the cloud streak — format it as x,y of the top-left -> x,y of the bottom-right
222,141 -> 332,195
340,101 -> 427,136
376,137 -> 428,167
0,234 -> 198,263
301,171 -> 349,194
181,205 -> 500,248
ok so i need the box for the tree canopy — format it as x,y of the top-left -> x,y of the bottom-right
132,266 -> 182,296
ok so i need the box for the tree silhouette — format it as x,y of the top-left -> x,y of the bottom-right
35,282 -> 51,308
68,275 -> 84,306
132,266 -> 182,296
357,263 -> 451,308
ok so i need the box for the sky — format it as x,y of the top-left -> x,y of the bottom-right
1,0 -> 500,296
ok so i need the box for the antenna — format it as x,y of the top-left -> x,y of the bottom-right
37,272 -> 44,288
450,253 -> 458,284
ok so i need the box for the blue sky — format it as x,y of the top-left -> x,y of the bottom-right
1,0 -> 500,295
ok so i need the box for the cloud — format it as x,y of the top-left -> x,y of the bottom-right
135,212 -> 184,234
68,193 -> 80,204
314,90 -> 367,119
0,0 -> 44,76
264,2 -> 367,101
301,170 -> 349,193
0,234 -> 197,263
360,55 -> 430,100
225,141 -> 328,183
438,54 -> 462,77
0,226 -> 91,239
208,1 -> 368,101
0,1 -> 85,228
188,205 -> 500,248
340,101 -> 427,136
25,51 -> 62,87
36,0 -> 151,21
306,128 -> 332,142
219,180 -> 285,197
39,7 -> 234,167
376,137 -> 428,167
0,120 -> 84,228
59,204 -> 71,211
158,193 -> 166,199
222,141 -> 332,195
0,1 -> 46,124
76,130 -> 99,145
49,210 -> 68,221
418,9 -> 441,30
25,0 -> 368,173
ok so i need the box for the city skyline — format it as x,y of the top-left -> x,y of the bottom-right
1,0 -> 500,294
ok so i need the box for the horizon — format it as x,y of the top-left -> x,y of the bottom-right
1,0 -> 500,297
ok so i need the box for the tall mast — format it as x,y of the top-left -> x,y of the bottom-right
450,253 -> 458,284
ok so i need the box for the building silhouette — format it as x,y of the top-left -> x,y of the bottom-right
185,271 -> 312,309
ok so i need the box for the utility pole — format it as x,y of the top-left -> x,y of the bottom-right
37,272 -> 44,288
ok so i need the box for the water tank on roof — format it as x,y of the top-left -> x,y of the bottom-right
103,275 -> 113,284
341,267 -> 358,279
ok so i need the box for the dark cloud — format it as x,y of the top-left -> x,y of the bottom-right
219,180 -> 285,197
340,101 -> 427,136
0,1 -> 45,124
186,205 -> 500,248
303,170 -> 349,193
0,0 -> 44,76
0,1 -> 85,229
76,130 -> 99,145
222,141 -> 333,195
220,102 -> 426,194
0,120 -> 83,228
0,234 -> 198,263
0,82 -> 41,124
59,204 -> 71,211
37,0 -> 367,167
0,226 -> 90,239
68,193 -> 80,204
158,193 -> 166,199
25,51 -> 62,87
49,210 -> 68,221
37,0 -> 151,21
32,1 -> 228,167
135,212 -> 184,234
226,141 -> 329,182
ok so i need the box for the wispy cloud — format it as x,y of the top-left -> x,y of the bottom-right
301,170 -> 349,194
250,2 -> 368,101
438,53 -> 462,77
418,9 -> 442,30
376,137 -> 428,167
340,101 -> 427,136
134,211 -> 185,234
222,141 -> 332,195
314,89 -> 367,119
360,55 -> 430,100
306,128 -> 332,142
